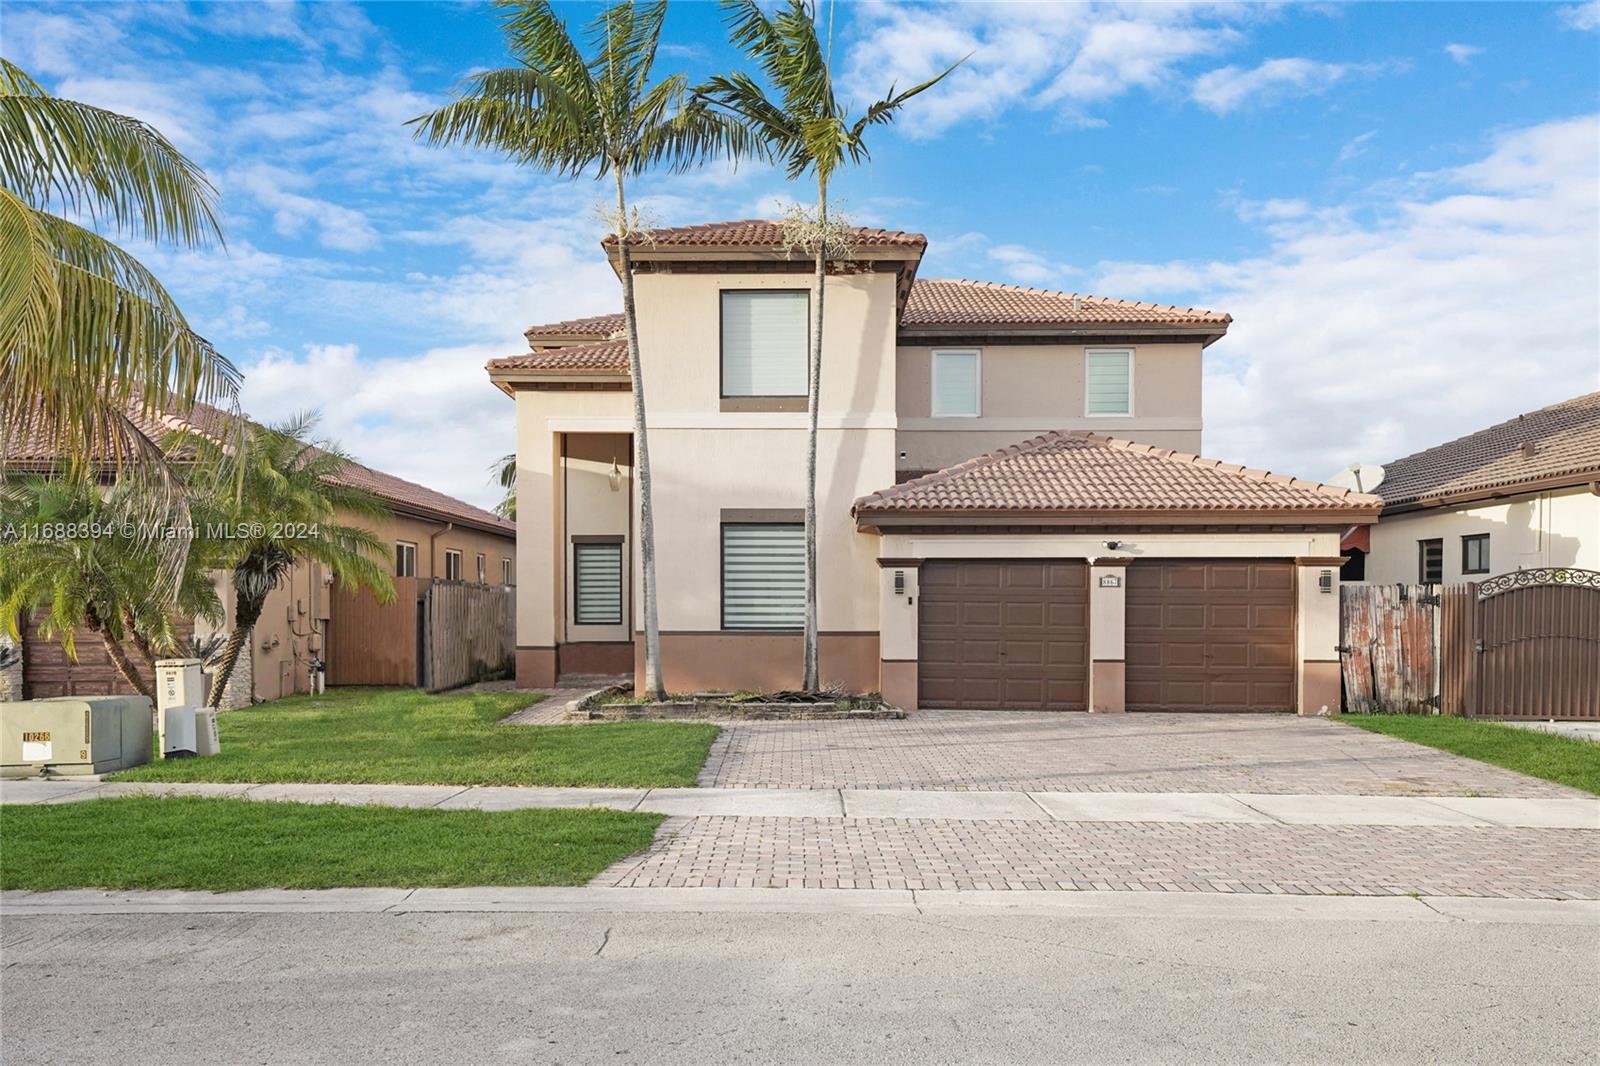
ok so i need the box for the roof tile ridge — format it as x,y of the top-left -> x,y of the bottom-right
855,430 -> 1069,507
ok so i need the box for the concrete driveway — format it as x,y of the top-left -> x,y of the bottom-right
699,710 -> 1579,796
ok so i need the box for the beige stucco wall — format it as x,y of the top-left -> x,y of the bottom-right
895,342 -> 1203,472
563,433 -> 632,643
1364,487 -> 1599,585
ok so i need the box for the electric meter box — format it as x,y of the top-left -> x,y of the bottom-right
1,696 -> 153,778
155,658 -> 206,714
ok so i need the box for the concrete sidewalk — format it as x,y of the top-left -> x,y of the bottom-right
3,778 -> 1595,829
4,885 -> 1597,924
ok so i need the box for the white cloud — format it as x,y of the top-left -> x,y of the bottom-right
232,165 -> 380,252
1336,130 -> 1377,164
841,2 -> 1261,135
1192,57 -> 1367,113
1444,43 -> 1483,65
1558,2 -> 1600,31
1093,116 -> 1600,478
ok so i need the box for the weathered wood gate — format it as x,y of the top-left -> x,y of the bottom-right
1441,568 -> 1600,719
326,575 -> 419,686
423,580 -> 515,692
1340,584 -> 1438,713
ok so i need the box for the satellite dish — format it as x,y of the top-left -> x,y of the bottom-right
1326,462 -> 1385,493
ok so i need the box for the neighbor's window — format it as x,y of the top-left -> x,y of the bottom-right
722,523 -> 804,630
931,349 -> 981,417
395,542 -> 417,578
574,541 -> 623,626
1085,349 -> 1132,416
1461,534 -> 1490,575
721,290 -> 808,397
502,558 -> 514,586
1418,539 -> 1443,584
444,549 -> 463,582
476,553 -> 486,584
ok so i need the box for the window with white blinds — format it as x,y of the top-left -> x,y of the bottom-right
721,290 -> 808,397
1085,349 -> 1132,415
573,542 -> 623,625
721,524 -> 805,630
931,349 -> 980,416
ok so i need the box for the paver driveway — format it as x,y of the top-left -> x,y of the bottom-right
699,711 -> 1580,797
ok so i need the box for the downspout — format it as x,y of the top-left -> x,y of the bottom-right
429,522 -> 455,580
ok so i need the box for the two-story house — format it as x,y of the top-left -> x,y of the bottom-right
489,221 -> 1380,715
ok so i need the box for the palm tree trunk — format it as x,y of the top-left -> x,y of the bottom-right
206,591 -> 265,709
86,607 -> 152,701
615,170 -> 666,701
121,608 -> 157,673
802,179 -> 827,693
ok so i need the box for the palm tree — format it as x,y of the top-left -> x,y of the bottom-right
410,0 -> 754,699
492,452 -> 516,519
0,59 -> 239,480
193,414 -> 395,709
702,0 -> 960,691
0,475 -> 221,699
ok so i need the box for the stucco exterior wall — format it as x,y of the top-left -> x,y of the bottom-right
894,341 -> 1203,472
1364,487 -> 1599,585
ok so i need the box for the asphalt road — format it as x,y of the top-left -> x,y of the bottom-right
2,909 -> 1596,1065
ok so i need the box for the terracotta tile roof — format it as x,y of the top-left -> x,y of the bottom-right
601,219 -> 927,251
4,398 -> 514,535
487,339 -> 629,374
1376,391 -> 1600,510
903,279 -> 1230,330
522,311 -> 625,344
855,431 -> 1381,519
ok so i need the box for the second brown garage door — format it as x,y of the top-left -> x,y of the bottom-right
1126,560 -> 1296,712
918,560 -> 1088,710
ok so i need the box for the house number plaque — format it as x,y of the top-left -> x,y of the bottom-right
1098,575 -> 1122,588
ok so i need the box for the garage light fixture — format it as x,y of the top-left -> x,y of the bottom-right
893,570 -> 906,596
1319,570 -> 1334,593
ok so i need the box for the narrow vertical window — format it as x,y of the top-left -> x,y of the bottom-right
1085,349 -> 1132,416
931,349 -> 981,417
395,542 -> 417,578
476,553 -> 486,584
444,549 -> 463,582
574,541 -> 623,625
502,558 -> 513,586
1418,539 -> 1443,584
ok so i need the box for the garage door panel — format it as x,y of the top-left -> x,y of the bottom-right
919,560 -> 1087,710
1126,560 -> 1295,713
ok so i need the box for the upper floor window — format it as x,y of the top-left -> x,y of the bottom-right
931,349 -> 981,417
502,558 -> 514,586
1461,534 -> 1490,575
1418,539 -> 1443,584
476,553 -> 486,584
1085,349 -> 1133,416
395,542 -> 417,578
444,549 -> 463,582
721,290 -> 808,397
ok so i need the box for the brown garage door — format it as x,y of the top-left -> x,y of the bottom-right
919,560 -> 1088,710
1126,560 -> 1295,712
20,613 -> 184,699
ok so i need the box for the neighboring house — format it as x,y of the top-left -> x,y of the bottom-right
1351,391 -> 1600,586
489,220 -> 1380,714
4,402 -> 515,704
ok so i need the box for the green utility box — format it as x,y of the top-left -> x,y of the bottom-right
1,696 -> 153,778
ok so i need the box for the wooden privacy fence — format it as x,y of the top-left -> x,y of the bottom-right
1342,568 -> 1600,719
423,580 -> 515,692
327,576 -> 418,686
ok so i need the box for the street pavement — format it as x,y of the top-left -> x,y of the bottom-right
2,899 -> 1596,1065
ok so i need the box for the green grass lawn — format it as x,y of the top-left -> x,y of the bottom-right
0,797 -> 664,891
112,687 -> 719,788
1335,714 -> 1600,795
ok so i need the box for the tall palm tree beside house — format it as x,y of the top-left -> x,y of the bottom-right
0,60 -> 239,559
410,0 -> 755,699
0,475 -> 222,700
492,452 -> 517,519
194,414 -> 395,709
702,0 -> 961,691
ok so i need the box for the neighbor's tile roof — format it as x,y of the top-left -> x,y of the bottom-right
1376,391 -> 1600,509
4,398 -> 514,535
855,431 -> 1381,516
523,311 -> 625,343
488,339 -> 628,374
903,279 -> 1230,329
601,219 -> 928,250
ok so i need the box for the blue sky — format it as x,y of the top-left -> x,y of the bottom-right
7,0 -> 1598,507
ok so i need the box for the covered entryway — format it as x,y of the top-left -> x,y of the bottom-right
1126,560 -> 1296,712
918,560 -> 1088,710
